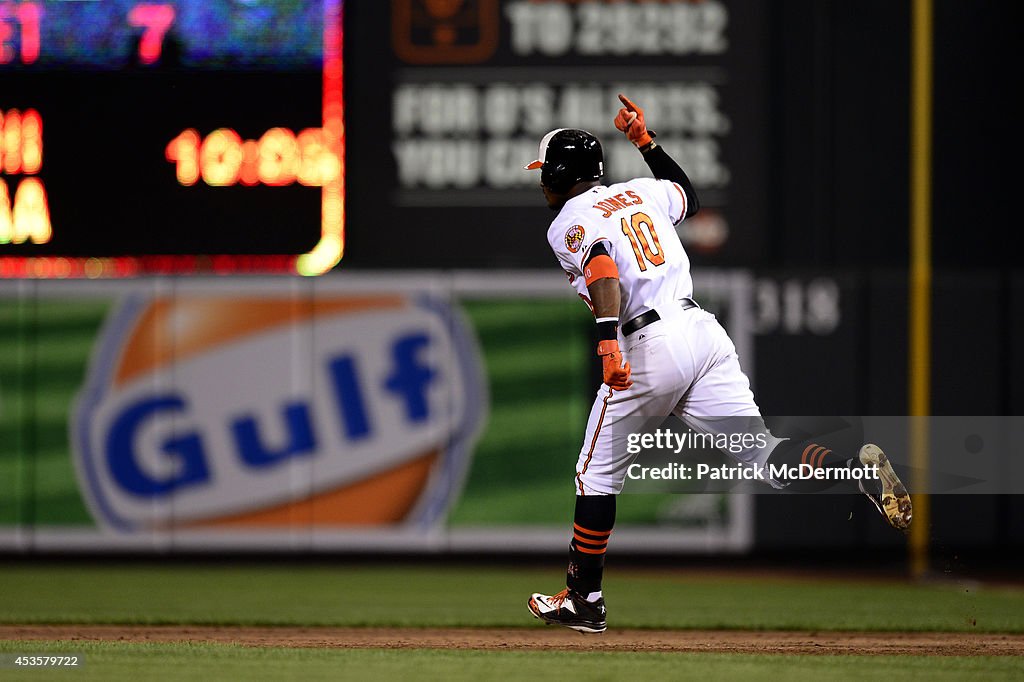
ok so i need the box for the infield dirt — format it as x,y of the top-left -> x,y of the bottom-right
3,625 -> 1022,657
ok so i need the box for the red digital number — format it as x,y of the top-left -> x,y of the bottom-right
0,1 -> 41,64
127,3 -> 176,65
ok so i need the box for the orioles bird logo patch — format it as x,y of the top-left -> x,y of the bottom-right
565,225 -> 585,253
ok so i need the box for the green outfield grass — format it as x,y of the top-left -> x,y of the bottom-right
0,563 -> 1021,633
2,564 -> 1022,681
1,641 -> 1022,682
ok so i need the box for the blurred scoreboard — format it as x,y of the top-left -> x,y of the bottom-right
0,0 -> 343,277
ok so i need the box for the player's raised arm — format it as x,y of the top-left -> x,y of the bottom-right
614,94 -> 700,219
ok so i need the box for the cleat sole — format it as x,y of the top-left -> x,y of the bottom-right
859,444 -> 913,532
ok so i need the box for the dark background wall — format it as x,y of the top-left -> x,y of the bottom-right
748,2 -> 1018,556
770,1 -> 1013,271
344,1 -> 1015,272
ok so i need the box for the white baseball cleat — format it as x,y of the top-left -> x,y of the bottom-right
527,588 -> 607,634
857,443 -> 913,532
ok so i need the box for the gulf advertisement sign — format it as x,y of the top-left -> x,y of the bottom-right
71,291 -> 486,533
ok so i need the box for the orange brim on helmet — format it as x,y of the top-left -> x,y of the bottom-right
523,128 -> 565,171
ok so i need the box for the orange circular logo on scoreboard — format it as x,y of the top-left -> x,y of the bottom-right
565,225 -> 585,253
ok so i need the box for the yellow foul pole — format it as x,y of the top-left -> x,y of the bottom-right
909,0 -> 932,578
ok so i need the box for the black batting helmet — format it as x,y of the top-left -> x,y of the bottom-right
525,128 -> 604,194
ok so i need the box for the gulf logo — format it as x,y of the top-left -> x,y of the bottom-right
71,293 -> 486,532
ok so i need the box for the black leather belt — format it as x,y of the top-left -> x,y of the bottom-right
622,299 -> 698,336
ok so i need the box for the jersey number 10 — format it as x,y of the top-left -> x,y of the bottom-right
621,212 -> 665,271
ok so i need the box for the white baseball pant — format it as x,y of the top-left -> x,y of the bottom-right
574,302 -> 782,495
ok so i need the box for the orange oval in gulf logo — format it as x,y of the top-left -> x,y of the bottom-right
564,225 -> 585,253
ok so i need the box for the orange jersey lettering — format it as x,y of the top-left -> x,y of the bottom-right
592,191 -> 643,218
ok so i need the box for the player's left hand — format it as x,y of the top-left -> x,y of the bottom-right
614,94 -> 654,148
597,340 -> 633,391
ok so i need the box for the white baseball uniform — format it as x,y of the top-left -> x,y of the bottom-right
547,178 -> 781,495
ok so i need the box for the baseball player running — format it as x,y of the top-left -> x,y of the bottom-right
525,94 -> 912,634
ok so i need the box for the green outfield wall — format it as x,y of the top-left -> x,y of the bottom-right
0,273 -> 751,553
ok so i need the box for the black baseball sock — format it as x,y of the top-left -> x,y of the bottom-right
566,494 -> 616,598
767,439 -> 859,493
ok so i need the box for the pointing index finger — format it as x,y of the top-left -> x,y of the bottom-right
618,93 -> 639,112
